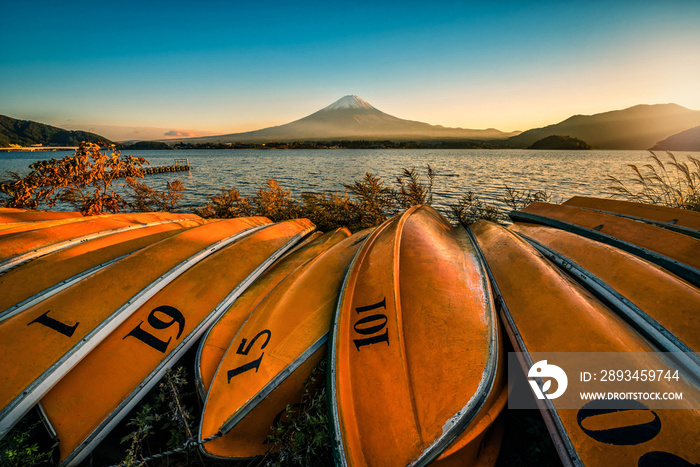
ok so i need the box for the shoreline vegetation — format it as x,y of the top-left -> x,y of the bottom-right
119,135 -> 593,151
0,136 -> 589,152
1,144 -> 699,466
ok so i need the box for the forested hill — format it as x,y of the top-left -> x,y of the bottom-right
506,104 -> 700,150
0,115 -> 111,147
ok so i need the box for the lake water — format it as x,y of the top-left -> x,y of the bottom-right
2,149 -> 697,214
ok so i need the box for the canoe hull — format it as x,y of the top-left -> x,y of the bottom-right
330,206 -> 503,466
199,230 -> 369,459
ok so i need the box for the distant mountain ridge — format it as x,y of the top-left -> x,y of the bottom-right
652,126 -> 700,151
506,104 -> 700,150
181,95 -> 520,143
0,114 -> 111,147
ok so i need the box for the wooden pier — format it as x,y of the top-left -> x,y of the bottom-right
0,159 -> 191,192
141,159 -> 190,175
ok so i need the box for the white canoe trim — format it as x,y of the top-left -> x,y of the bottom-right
0,216 -> 200,274
197,336 -> 327,461
0,222 -> 268,443
509,210 -> 700,288
35,403 -> 57,439
58,223 -> 313,467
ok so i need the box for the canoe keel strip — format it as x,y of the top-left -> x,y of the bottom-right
0,218 -> 271,441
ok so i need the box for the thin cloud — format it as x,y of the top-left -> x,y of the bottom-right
164,130 -> 199,137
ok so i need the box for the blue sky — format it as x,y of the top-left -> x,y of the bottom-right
1,0 -> 699,141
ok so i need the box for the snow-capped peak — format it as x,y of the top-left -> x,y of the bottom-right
322,95 -> 376,111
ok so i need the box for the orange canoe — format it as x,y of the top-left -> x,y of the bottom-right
329,205 -> 503,466
512,222 -> 700,370
470,220 -> 700,467
195,228 -> 351,399
563,196 -> 700,236
0,216 -> 108,235
198,229 -> 369,459
0,218 -> 207,322
0,211 -> 203,273
0,216 -> 270,441
512,202 -> 700,286
0,209 -> 83,224
0,210 -> 200,236
38,218 -> 315,466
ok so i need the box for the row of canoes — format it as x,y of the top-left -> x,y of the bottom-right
0,197 -> 697,466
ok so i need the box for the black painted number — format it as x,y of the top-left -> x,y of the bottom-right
577,399 -> 696,465
123,305 -> 185,353
353,298 -> 390,351
227,330 -> 271,383
28,310 -> 79,337
576,399 -> 660,446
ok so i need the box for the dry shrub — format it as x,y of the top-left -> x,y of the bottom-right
196,171 -> 399,231
252,179 -> 302,222
502,185 -> 552,211
300,191 -> 360,232
393,165 -> 435,208
343,172 -> 395,228
194,187 -> 253,219
2,142 -> 146,215
448,191 -> 504,226
127,178 -> 185,212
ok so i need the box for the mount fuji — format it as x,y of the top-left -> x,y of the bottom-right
183,95 -> 518,143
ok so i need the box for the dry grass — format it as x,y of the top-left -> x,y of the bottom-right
607,151 -> 700,211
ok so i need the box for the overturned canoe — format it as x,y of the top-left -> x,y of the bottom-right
0,210 -> 200,236
0,209 -> 83,224
0,216 -> 270,442
329,205 -> 503,466
0,211 -> 203,273
199,228 -> 368,459
0,216 -> 107,235
470,220 -> 700,467
38,218 -> 315,466
563,196 -> 700,235
0,218 -> 207,322
195,228 -> 351,399
512,202 -> 700,286
511,221 -> 700,367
